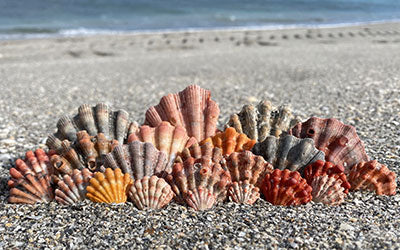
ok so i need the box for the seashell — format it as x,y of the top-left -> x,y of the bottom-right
304,160 -> 351,194
310,175 -> 346,205
201,127 -> 256,156
104,141 -> 169,178
176,142 -> 224,167
260,169 -> 312,206
348,160 -> 396,195
128,175 -> 174,210
226,100 -> 301,142
166,157 -> 231,210
86,168 -> 133,203
144,84 -> 220,141
8,149 -> 54,204
252,135 -> 325,172
55,168 -> 93,205
290,117 -> 369,171
228,180 -> 260,205
127,121 -> 197,167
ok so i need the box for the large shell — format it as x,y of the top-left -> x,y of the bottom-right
252,135 -> 325,172
201,127 -> 256,156
290,117 -> 369,171
261,169 -> 312,206
228,180 -> 260,205
176,142 -> 224,167
55,168 -> 93,205
104,141 -> 169,178
226,100 -> 300,142
128,175 -> 174,210
8,149 -> 54,204
311,175 -> 346,205
348,161 -> 396,195
166,157 -> 231,210
127,121 -> 197,167
86,168 -> 133,203
144,84 -> 220,141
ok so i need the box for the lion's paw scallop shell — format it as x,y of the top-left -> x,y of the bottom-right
55,168 -> 93,205
311,175 -> 346,205
176,142 -> 224,167
228,180 -> 260,205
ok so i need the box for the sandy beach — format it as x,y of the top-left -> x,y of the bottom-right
0,22 -> 400,248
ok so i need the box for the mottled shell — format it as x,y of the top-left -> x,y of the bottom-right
104,141 -> 169,178
8,149 -> 54,204
86,168 -> 133,203
348,160 -> 396,195
144,84 -> 220,141
261,169 -> 312,206
226,100 -> 300,142
311,175 -> 346,206
201,127 -> 256,156
55,168 -> 93,205
128,175 -> 174,210
176,142 -> 224,167
290,117 -> 369,171
228,180 -> 260,205
252,135 -> 325,172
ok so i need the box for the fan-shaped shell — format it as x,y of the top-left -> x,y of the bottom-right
290,117 -> 369,171
201,127 -> 256,156
144,84 -> 220,141
252,135 -> 325,172
348,160 -> 396,195
261,169 -> 312,206
226,100 -> 300,142
128,175 -> 174,210
176,142 -> 224,167
55,168 -> 93,205
86,168 -> 133,203
311,175 -> 346,205
104,141 -> 169,178
8,149 -> 54,204
228,180 -> 260,205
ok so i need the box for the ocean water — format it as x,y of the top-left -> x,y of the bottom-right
0,0 -> 400,39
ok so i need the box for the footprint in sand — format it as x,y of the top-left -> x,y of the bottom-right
257,41 -> 278,46
92,50 -> 115,57
294,34 -> 301,39
67,50 -> 84,58
214,37 -> 219,42
198,38 -> 204,43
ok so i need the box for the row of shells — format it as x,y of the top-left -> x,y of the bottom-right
7,85 -> 397,210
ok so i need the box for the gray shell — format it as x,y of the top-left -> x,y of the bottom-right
252,135 -> 325,172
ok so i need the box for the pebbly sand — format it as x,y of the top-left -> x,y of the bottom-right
0,22 -> 400,248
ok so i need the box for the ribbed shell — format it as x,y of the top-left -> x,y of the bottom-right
348,160 -> 396,195
128,175 -> 174,210
226,100 -> 300,142
252,135 -> 325,172
228,180 -> 260,205
144,84 -> 220,141
311,175 -> 346,206
176,142 -> 224,167
55,168 -> 93,205
290,117 -> 369,171
8,149 -> 54,204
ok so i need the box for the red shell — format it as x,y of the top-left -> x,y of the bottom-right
303,160 -> 351,194
260,169 -> 312,206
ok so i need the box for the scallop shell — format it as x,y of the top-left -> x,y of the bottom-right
55,168 -> 93,205
144,84 -> 220,141
311,175 -> 346,205
228,180 -> 260,205
226,100 -> 301,142
176,142 -> 224,167
252,135 -> 325,172
261,169 -> 312,206
200,127 -> 256,156
8,149 -> 54,204
104,141 -> 169,178
290,117 -> 369,171
348,160 -> 396,195
128,175 -> 174,210
86,168 -> 133,203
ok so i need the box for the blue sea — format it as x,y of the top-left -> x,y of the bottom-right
0,0 -> 400,39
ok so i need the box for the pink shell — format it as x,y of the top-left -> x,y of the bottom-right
176,142 -> 224,167
311,175 -> 346,206
55,168 -> 93,205
228,180 -> 260,205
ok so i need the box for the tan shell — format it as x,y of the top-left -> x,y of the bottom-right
55,168 -> 93,205
176,142 -> 224,167
311,175 -> 346,206
228,180 -> 260,205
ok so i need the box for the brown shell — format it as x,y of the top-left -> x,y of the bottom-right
55,168 -> 93,205
311,175 -> 346,206
228,180 -> 260,205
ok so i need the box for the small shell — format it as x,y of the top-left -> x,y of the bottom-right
86,168 -> 133,203
128,175 -> 174,210
290,117 -> 369,171
228,180 -> 260,205
144,84 -> 220,141
261,169 -> 312,206
201,127 -> 256,156
176,142 -> 224,167
252,135 -> 325,172
226,100 -> 301,142
8,149 -> 54,204
104,141 -> 169,178
311,175 -> 346,205
55,168 -> 93,205
348,160 -> 396,195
